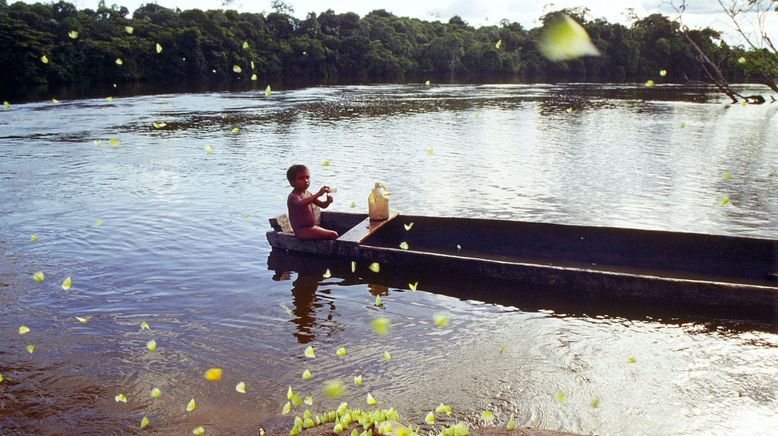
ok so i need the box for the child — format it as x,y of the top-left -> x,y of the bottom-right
286,164 -> 339,240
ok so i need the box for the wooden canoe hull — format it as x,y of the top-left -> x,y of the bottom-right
267,212 -> 778,312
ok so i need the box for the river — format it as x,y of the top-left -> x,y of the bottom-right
1,83 -> 777,435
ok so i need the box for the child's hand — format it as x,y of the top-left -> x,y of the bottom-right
325,194 -> 334,205
316,186 -> 330,196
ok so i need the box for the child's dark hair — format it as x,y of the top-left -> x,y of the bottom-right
286,164 -> 308,185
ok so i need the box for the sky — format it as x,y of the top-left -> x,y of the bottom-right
48,0 -> 778,47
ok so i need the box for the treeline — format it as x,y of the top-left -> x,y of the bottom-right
0,1 -> 773,94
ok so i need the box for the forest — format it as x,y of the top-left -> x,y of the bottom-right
0,0 -> 776,95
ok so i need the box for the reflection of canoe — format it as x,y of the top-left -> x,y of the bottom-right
267,212 -> 778,312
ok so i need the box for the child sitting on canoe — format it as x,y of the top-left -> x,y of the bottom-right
286,164 -> 339,240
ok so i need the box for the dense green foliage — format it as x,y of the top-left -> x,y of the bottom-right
0,1 -> 773,94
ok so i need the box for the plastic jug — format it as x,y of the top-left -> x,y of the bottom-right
368,182 -> 390,220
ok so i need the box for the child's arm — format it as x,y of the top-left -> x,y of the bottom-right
290,187 -> 329,206
313,194 -> 334,209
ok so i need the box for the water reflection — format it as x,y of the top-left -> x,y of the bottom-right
267,251 -> 778,333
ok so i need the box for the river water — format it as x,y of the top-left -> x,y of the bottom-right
1,83 -> 777,435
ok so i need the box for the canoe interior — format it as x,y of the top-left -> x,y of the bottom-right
354,214 -> 778,288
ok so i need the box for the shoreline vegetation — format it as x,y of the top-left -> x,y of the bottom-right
1,1 -> 776,101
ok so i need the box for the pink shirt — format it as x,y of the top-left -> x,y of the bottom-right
288,191 -> 317,231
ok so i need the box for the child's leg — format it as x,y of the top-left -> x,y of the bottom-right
295,226 -> 339,240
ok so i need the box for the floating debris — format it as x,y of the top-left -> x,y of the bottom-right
68,30 -> 79,39
153,122 -> 167,129
231,127 -> 240,134
233,65 -> 242,73
243,41 -> 250,49
303,369 -> 313,379
354,374 -> 363,385
192,426 -> 205,435
115,393 -> 127,403
660,69 -> 667,77
336,347 -> 347,357
41,55 -> 49,64
322,160 -> 331,167
33,271 -> 45,282
425,80 -> 431,86
61,276 -> 72,290
375,295 -> 383,306
409,282 -> 418,291
738,57 -> 746,64
140,416 -> 150,429
265,85 -> 272,97
3,101 -> 10,110
404,222 -> 414,231
645,80 -> 655,88
482,411 -> 495,421
115,58 -> 123,65
506,420 -> 517,430
383,351 -> 392,361
425,411 -> 435,424
151,387 -> 162,398
592,398 -> 601,408
366,392 -> 378,405
204,145 -> 214,154
368,262 -> 380,273
495,39 -> 502,49
19,325 -> 30,335
140,321 -> 150,330
125,26 -> 134,34
721,196 -> 731,206
26,345 -> 36,353
156,43 -> 163,54
304,345 -> 316,358
304,396 -> 313,406
555,391 -> 567,403
251,74 -> 258,81
76,316 -> 91,324
31,234 -> 38,242
323,269 -> 332,278
235,381 -> 247,393
186,398 -> 197,412
399,241 -> 409,250
146,339 -> 157,352
351,261 -> 356,273
627,357 -> 637,363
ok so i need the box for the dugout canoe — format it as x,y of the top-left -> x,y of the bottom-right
267,212 -> 778,312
